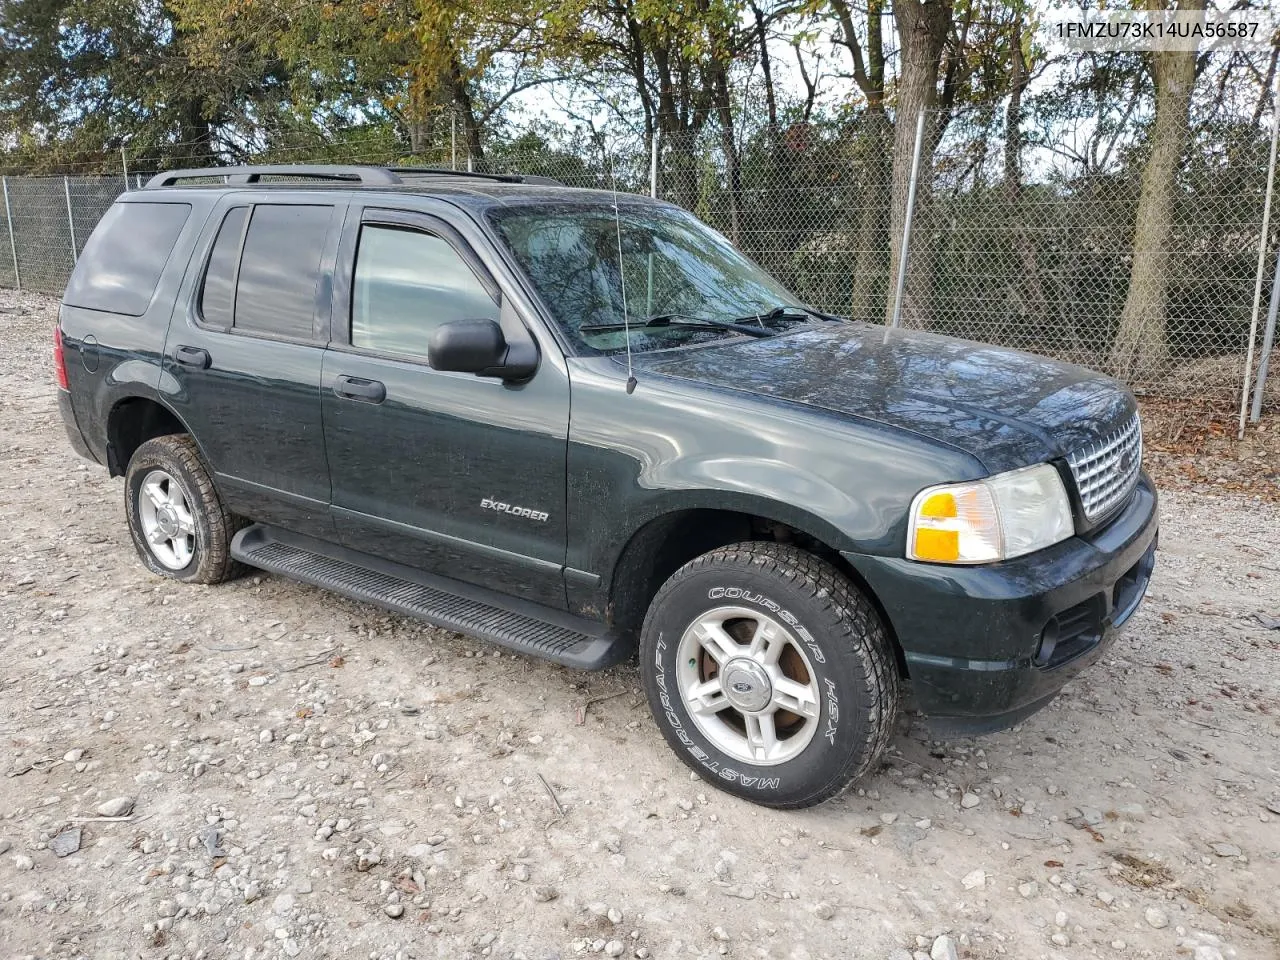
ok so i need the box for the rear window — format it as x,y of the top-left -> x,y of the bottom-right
63,202 -> 191,316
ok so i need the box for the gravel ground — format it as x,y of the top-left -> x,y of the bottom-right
2,288 -> 1279,960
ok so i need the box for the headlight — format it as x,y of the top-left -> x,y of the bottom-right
907,464 -> 1074,564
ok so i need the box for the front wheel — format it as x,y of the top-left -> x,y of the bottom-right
640,542 -> 899,808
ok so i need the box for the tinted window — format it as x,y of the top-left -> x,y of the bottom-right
63,202 -> 191,316
199,207 -> 248,328
233,205 -> 332,339
351,225 -> 496,358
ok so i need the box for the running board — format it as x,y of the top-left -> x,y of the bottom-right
230,524 -> 628,670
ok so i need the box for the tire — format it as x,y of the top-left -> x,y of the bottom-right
124,434 -> 245,584
640,542 -> 899,808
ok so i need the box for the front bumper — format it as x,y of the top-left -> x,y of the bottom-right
845,472 -> 1159,736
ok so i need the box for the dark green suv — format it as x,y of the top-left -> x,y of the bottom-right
55,164 -> 1158,808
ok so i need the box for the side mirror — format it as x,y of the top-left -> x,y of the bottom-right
427,318 -> 537,382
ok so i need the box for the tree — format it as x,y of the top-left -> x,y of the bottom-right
1109,0 -> 1204,377
884,0 -> 952,326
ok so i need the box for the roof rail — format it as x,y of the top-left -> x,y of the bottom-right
145,163 -> 566,190
145,165 -> 404,188
387,166 -> 563,186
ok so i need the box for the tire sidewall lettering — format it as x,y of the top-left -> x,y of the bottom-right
651,587 -> 849,793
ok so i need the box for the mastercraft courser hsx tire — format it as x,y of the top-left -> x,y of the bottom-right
640,542 -> 899,808
124,434 -> 245,585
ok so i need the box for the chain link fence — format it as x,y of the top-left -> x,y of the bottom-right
2,101 -> 1277,415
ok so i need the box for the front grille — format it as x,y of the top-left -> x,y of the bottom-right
1066,413 -> 1142,523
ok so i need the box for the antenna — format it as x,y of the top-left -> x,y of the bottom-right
609,154 -> 637,395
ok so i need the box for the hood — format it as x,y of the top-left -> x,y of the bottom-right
632,323 -> 1135,474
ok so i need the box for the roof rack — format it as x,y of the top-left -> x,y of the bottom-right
145,165 -> 403,188
145,163 -> 564,189
387,166 -> 563,186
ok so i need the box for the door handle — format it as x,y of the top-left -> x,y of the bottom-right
334,375 -> 386,404
173,345 -> 211,369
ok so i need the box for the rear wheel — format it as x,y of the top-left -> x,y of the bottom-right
640,542 -> 898,808
125,435 -> 244,584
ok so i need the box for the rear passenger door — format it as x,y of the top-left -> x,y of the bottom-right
321,206 -> 571,609
159,197 -> 343,536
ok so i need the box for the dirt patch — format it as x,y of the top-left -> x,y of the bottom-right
2,288 -> 1278,959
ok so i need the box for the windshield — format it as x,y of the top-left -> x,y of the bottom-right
488,203 -> 805,355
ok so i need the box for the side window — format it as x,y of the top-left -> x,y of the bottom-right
233,205 -> 332,339
199,206 -> 248,328
351,224 -> 496,359
63,202 -> 191,316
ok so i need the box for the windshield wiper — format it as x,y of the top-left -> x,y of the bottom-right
579,313 -> 774,338
727,305 -> 844,326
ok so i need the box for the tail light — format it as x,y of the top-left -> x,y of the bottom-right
54,325 -> 69,390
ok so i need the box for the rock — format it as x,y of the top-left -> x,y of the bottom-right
259,729 -> 274,744
512,863 -> 530,882
1265,798 -> 1280,816
1018,882 -> 1039,898
930,935 -> 958,960
607,907 -> 623,924
960,793 -> 980,809
1098,890 -> 1115,905
1193,947 -> 1224,960
1021,801 -> 1036,815
13,854 -> 34,871
283,939 -> 301,957
157,900 -> 178,918
1145,907 -> 1169,929
243,882 -> 262,904
96,796 -> 134,818
1051,932 -> 1070,947
532,885 -> 558,902
50,827 -> 81,858
273,893 -> 295,915
0,840 -> 10,855
1054,910 -> 1068,928
1080,807 -> 1104,825
384,903 -> 404,918
813,902 -> 835,920
63,748 -> 85,763
604,941 -> 624,957
1111,941 -> 1127,950
712,925 -> 731,941
961,869 -> 985,890
880,813 -> 899,824
1210,842 -> 1241,858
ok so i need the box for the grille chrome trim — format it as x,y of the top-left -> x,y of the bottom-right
1066,413 -> 1142,523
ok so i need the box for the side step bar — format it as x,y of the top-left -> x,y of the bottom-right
230,524 -> 629,670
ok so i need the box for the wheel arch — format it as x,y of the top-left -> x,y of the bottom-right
105,395 -> 198,477
606,500 -> 909,679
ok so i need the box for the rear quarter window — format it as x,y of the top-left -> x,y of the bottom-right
62,202 -> 191,316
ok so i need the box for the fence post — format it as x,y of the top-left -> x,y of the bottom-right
122,148 -> 130,192
64,176 -> 78,263
1250,244 -> 1280,421
1239,84 -> 1280,437
650,133 -> 660,199
2,176 -> 19,291
890,108 -> 927,329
